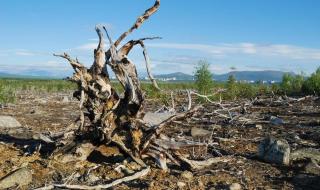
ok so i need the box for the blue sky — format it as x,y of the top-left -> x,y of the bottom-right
0,0 -> 320,77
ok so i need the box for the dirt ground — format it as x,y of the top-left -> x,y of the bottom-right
0,92 -> 319,189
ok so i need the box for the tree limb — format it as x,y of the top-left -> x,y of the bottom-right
34,167 -> 150,190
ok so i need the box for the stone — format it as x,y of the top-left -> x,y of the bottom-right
177,181 -> 186,188
180,170 -> 193,180
258,136 -> 290,165
62,96 -> 69,103
143,112 -> 174,126
0,116 -> 21,128
228,183 -> 241,190
0,167 -> 32,189
270,116 -> 284,125
255,124 -> 263,130
191,127 -> 212,137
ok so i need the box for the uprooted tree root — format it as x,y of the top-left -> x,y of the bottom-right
4,0 -> 231,189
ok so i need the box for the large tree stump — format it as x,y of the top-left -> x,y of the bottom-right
52,0 -> 205,171
52,0 -> 162,164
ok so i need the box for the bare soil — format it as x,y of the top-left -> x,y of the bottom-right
0,92 -> 319,189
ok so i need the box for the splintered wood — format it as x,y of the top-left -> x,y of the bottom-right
29,0 -> 229,189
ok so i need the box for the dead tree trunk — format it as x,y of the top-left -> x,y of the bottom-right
52,0 -> 206,170
52,0 -> 158,161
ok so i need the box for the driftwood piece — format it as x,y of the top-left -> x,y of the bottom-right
141,105 -> 202,151
175,153 -> 232,170
34,167 -> 150,190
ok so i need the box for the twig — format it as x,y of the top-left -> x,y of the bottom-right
139,41 -> 160,90
187,90 -> 192,110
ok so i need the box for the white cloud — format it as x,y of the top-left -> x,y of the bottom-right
75,41 -> 114,51
240,43 -> 257,54
15,51 -> 35,56
75,43 -> 97,50
0,49 -> 50,57
146,42 -> 320,60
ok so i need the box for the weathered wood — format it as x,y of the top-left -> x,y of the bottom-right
175,153 -> 232,170
34,167 -> 151,190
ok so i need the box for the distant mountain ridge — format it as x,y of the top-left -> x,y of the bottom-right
0,70 -> 69,79
154,70 -> 295,82
154,72 -> 194,81
213,70 -> 295,82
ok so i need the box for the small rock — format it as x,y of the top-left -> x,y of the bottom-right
258,136 -> 290,165
191,127 -> 212,137
177,181 -> 186,188
180,170 -> 193,180
228,183 -> 241,190
270,116 -> 284,125
0,116 -> 22,128
62,96 -> 69,103
0,167 -> 32,189
255,124 -> 263,130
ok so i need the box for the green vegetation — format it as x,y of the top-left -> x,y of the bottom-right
194,60 -> 214,95
0,78 -> 76,93
0,84 -> 15,103
279,67 -> 320,96
226,75 -> 237,100
0,79 -> 76,103
302,68 -> 320,95
280,73 -> 304,95
0,78 -> 196,104
0,66 -> 319,104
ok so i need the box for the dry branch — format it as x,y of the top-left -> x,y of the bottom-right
175,153 -> 232,170
34,167 -> 151,190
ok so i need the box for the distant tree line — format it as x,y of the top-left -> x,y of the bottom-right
194,60 -> 320,101
279,68 -> 320,96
